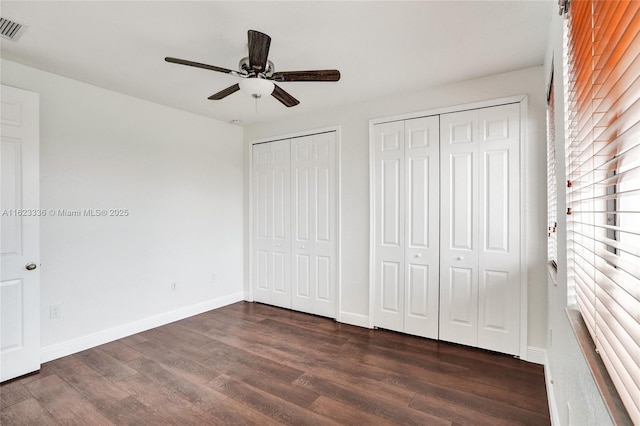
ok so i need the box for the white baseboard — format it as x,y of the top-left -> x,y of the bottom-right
544,351 -> 561,426
526,346 -> 546,365
337,311 -> 371,328
40,292 -> 244,363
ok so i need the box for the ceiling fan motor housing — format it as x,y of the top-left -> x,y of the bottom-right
239,57 -> 274,77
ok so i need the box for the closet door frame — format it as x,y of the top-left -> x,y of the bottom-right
248,126 -> 341,319
369,95 -> 529,359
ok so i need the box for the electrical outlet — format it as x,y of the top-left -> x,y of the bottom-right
49,304 -> 61,319
171,282 -> 177,292
211,273 -> 217,283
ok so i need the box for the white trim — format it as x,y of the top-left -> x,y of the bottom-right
519,96 -> 530,360
526,346 -> 546,365
338,311 -> 371,329
247,138 -> 255,302
248,126 -> 342,319
368,95 -> 529,356
249,125 -> 341,146
368,119 -> 377,328
369,94 -> 527,126
40,292 -> 244,363
335,126 -> 343,322
544,351 -> 562,426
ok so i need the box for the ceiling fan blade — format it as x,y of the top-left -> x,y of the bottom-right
208,83 -> 240,100
248,30 -> 271,72
165,57 -> 234,74
271,84 -> 300,107
270,70 -> 341,82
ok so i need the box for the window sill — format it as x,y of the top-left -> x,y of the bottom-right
565,308 -> 633,425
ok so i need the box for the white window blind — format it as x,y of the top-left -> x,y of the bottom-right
565,0 -> 640,423
566,0 -> 640,424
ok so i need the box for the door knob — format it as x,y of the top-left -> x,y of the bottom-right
415,254 -> 422,258
300,246 -> 305,249
456,256 -> 464,261
276,243 -> 281,247
25,262 -> 37,271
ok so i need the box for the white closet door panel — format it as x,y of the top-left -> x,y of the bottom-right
295,254 -> 311,297
440,110 -> 479,347
382,158 -> 402,246
451,153 -> 474,250
374,121 -> 405,332
252,140 -> 291,309
404,116 -> 439,338
477,103 -> 520,355
291,133 -> 337,318
381,261 -> 402,311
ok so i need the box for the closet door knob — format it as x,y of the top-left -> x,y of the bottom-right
300,245 -> 305,250
456,256 -> 464,261
275,243 -> 281,247
414,254 -> 422,258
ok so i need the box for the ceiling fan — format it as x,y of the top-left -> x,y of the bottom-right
165,30 -> 341,107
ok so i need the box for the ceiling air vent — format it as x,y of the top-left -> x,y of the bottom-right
0,17 -> 25,41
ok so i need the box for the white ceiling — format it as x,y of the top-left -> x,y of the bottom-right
0,1 -> 553,126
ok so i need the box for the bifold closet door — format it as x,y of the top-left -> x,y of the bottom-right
291,133 -> 337,318
439,103 -> 521,355
252,132 -> 338,317
373,116 -> 440,339
252,140 -> 292,309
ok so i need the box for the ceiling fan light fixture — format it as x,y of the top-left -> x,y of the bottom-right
239,78 -> 274,99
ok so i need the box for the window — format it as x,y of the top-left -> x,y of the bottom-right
565,0 -> 640,423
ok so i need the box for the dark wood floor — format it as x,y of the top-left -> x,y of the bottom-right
1,302 -> 550,425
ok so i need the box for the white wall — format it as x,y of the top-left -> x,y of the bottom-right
1,59 -> 245,360
244,65 -> 549,351
542,11 -> 614,426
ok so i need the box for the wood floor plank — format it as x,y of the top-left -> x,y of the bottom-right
208,373 -> 337,425
1,379 -> 32,410
0,397 -> 59,425
201,393 -> 285,426
45,355 -> 130,409
293,373 -> 451,426
308,395 -> 398,426
409,392 -> 518,426
102,395 -> 169,425
402,374 -> 549,425
383,366 -> 511,403
0,302 -> 550,425
130,340 -> 221,384
74,347 -> 138,382
114,373 -> 211,424
24,374 -> 113,425
94,339 -> 144,363
126,356 -> 226,412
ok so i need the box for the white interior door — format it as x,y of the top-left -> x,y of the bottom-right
477,104 -> 520,355
291,132 -> 337,318
252,131 -> 338,318
403,116 -> 439,338
373,116 -> 440,339
439,109 -> 480,346
373,121 -> 405,332
440,104 -> 520,355
252,139 -> 291,309
1,84 -> 40,382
